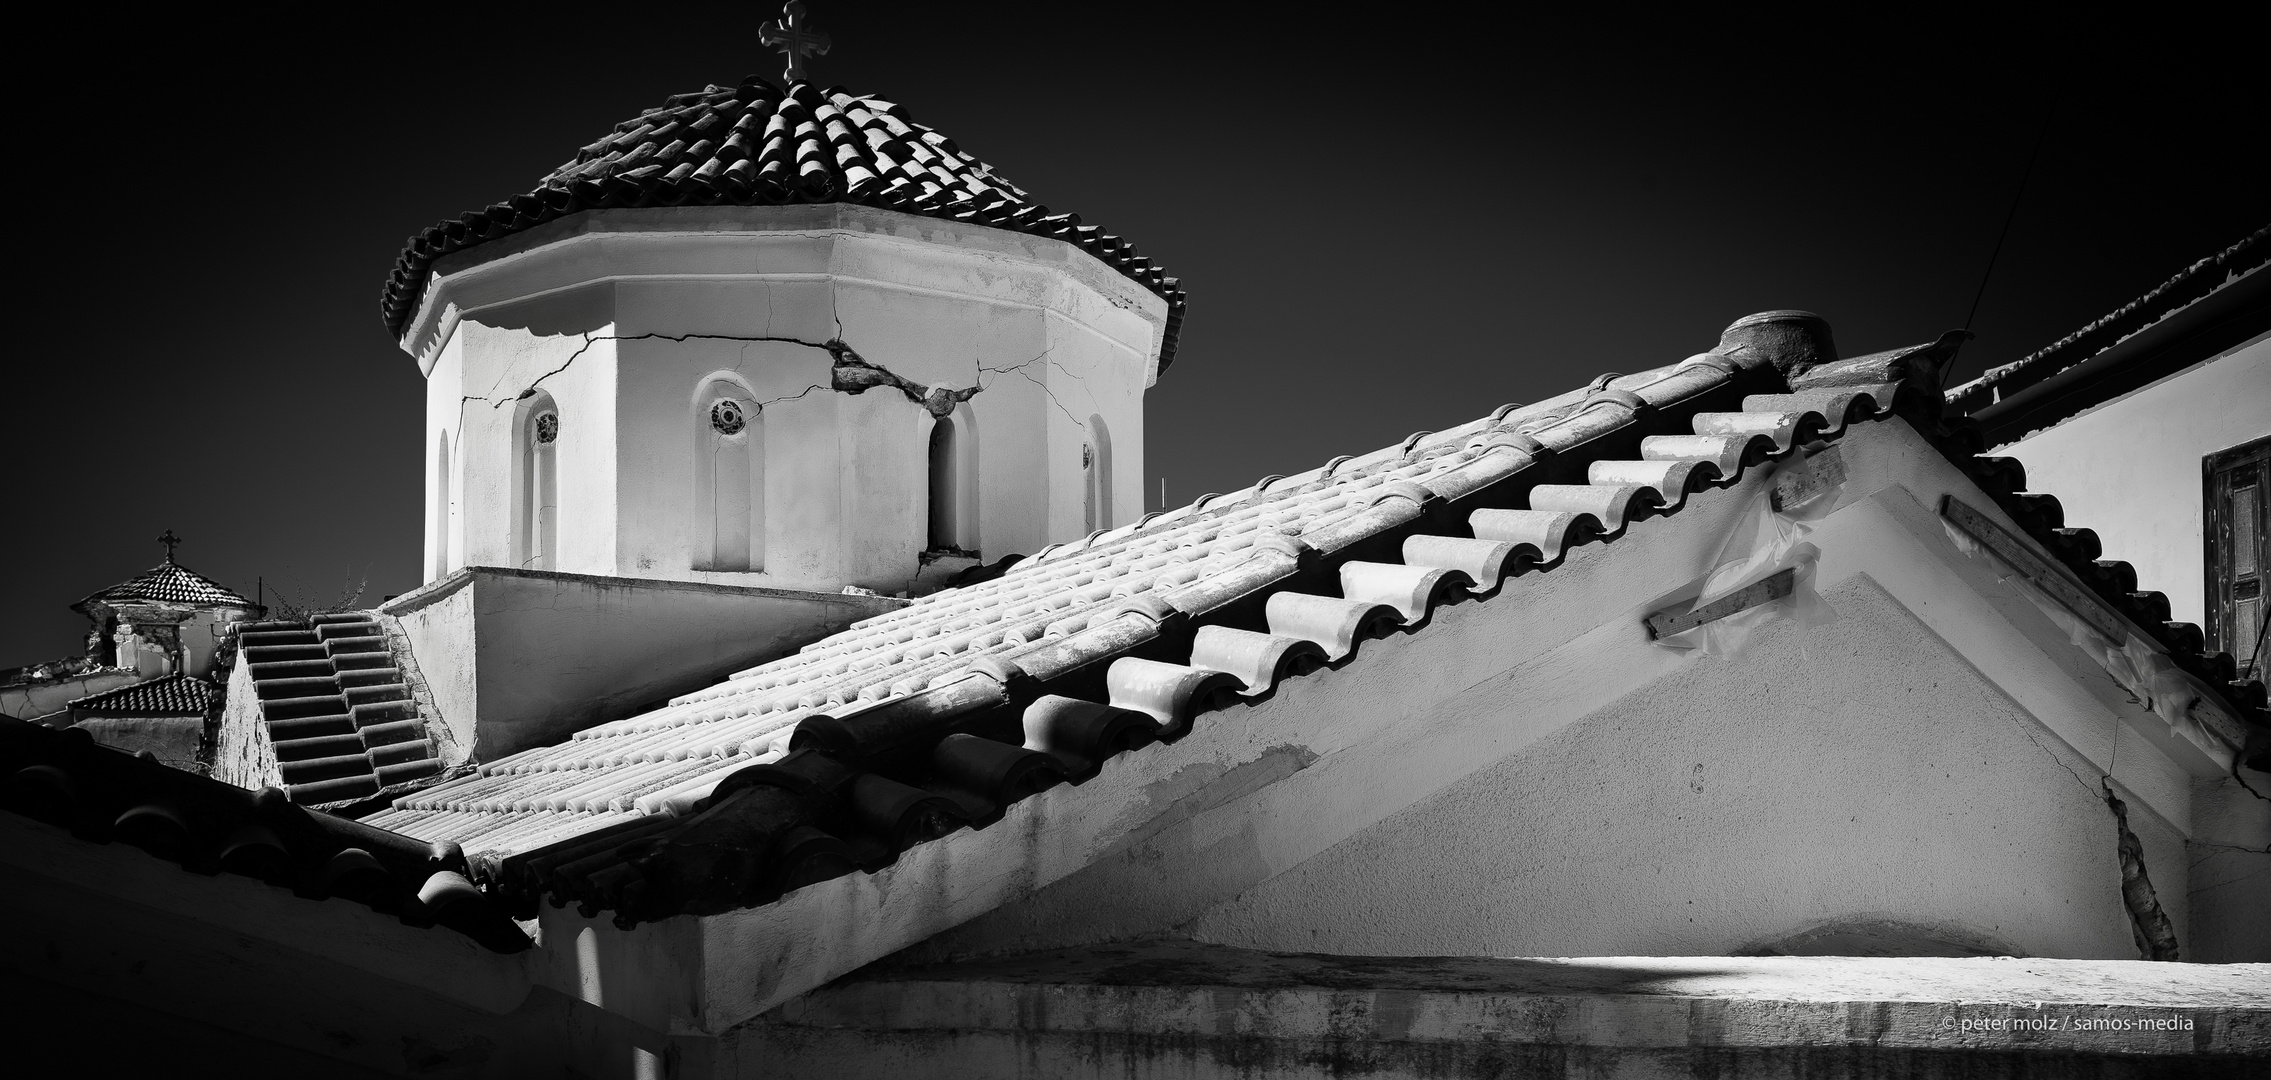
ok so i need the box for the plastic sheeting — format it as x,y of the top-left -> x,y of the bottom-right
1654,451 -> 1842,657
1941,518 -> 2239,769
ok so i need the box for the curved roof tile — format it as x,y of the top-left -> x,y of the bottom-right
67,673 -> 214,717
358,329 -> 2271,931
383,79 -> 1186,369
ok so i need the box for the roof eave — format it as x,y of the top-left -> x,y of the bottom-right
1966,261 -> 2271,447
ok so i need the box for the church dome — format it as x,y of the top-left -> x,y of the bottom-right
381,78 -> 1187,368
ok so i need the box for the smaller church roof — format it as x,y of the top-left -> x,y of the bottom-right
382,79 -> 1187,369
72,559 -> 256,613
68,672 -> 213,717
1945,223 -> 2269,432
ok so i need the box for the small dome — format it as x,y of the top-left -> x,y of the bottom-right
382,79 -> 1187,368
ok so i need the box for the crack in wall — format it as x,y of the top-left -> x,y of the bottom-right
458,332 -> 1091,423
1993,707 -> 2195,961
2102,779 -> 2182,960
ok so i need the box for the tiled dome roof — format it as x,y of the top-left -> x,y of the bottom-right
72,560 -> 256,613
383,78 -> 1187,369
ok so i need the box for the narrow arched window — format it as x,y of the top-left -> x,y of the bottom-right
433,431 -> 452,581
515,393 -> 560,570
928,416 -> 958,550
1084,415 -> 1114,534
694,381 -> 764,572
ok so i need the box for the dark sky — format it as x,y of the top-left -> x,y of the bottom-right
4,7 -> 2263,666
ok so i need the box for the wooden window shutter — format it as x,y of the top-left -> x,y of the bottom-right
2205,435 -> 2270,680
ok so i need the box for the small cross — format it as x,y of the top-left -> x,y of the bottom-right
761,1 -> 831,83
157,529 -> 182,562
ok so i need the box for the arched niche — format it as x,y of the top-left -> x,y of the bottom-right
926,402 -> 980,553
433,430 -> 453,582
513,391 -> 561,570
693,376 -> 765,572
1083,413 -> 1114,535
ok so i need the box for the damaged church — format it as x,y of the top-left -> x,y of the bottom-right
4,6 -> 2267,1077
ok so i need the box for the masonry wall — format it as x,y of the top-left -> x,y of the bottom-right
386,567 -> 903,760
72,716 -> 205,770
210,650 -> 277,790
1997,335 -> 2271,629
0,669 -> 139,723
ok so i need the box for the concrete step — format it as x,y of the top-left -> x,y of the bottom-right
356,718 -> 424,746
334,666 -> 402,689
238,630 -> 318,648
323,636 -> 389,657
247,659 -> 333,682
351,701 -> 418,728
368,739 -> 434,767
237,620 -> 308,635
277,753 -> 375,784
376,758 -> 442,786
260,693 -> 350,721
343,683 -> 409,707
309,612 -> 375,626
287,774 -> 378,805
314,621 -> 382,642
330,651 -> 395,672
242,644 -> 326,664
273,733 -> 366,762
266,714 -> 355,741
254,677 -> 340,701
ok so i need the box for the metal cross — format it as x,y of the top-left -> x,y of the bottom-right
761,2 -> 832,83
157,529 -> 182,562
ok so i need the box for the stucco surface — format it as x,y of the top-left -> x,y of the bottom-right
1999,336 -> 2270,629
1183,574 -> 2164,961
883,423 -> 2240,992
418,207 -> 1158,595
386,567 -> 898,759
2187,773 -> 2271,963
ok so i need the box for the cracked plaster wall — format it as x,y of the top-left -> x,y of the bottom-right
417,210 -> 1159,596
1183,574 -> 2177,961
876,425 -> 2242,989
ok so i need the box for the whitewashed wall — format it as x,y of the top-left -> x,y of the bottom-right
1998,336 -> 2271,629
408,206 -> 1165,594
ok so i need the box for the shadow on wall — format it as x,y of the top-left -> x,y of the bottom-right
1734,916 -> 2024,958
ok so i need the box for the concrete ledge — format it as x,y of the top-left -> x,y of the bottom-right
382,566 -> 908,759
378,564 -> 909,620
738,942 -> 2268,1078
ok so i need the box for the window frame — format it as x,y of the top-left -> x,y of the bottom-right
2203,434 -> 2270,679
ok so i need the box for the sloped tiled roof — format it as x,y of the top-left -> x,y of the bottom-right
383,78 -> 1186,369
68,673 -> 213,717
1945,224 -> 2269,422
72,560 -> 255,612
357,318 -> 2271,929
0,718 -> 529,952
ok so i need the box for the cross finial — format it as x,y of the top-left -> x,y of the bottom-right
761,1 -> 831,84
157,529 -> 182,563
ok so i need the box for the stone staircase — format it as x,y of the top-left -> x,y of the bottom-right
237,612 -> 441,804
